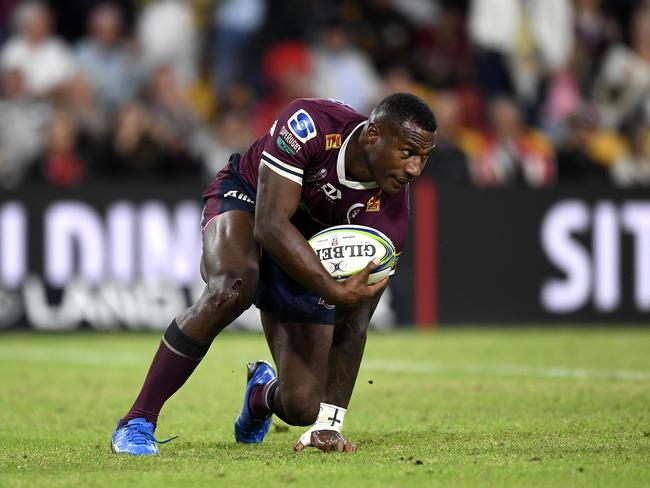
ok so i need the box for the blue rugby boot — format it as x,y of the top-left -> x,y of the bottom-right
111,418 -> 177,455
234,360 -> 277,443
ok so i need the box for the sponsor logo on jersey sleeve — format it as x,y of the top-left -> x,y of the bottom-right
276,136 -> 296,156
325,133 -> 342,150
288,109 -> 317,143
278,125 -> 303,155
366,191 -> 382,212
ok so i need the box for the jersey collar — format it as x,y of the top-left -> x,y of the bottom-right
336,121 -> 379,190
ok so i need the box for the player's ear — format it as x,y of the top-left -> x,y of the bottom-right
366,122 -> 380,143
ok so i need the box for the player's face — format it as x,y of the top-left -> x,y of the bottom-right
367,121 -> 437,194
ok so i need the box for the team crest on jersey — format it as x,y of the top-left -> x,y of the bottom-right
325,134 -> 342,150
288,109 -> 317,143
366,191 -> 381,212
346,203 -> 364,223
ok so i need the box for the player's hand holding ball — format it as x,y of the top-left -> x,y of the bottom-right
308,225 -> 395,307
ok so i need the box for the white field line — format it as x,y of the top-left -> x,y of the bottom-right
361,359 -> 650,382
0,345 -> 649,382
0,345 -> 146,367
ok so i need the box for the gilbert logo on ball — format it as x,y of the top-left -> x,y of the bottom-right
308,225 -> 396,285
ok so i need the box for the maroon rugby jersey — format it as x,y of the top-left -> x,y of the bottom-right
220,98 -> 409,253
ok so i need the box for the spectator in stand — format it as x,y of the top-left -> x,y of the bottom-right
146,65 -> 198,140
537,0 -> 621,143
0,67 -> 51,189
612,123 -> 650,186
468,0 -> 574,124
0,1 -> 76,97
75,2 -> 141,117
250,41 -> 313,138
110,101 -> 163,177
555,106 -> 616,185
593,8 -> 650,131
211,0 -> 266,105
0,0 -> 19,45
107,64 -> 207,180
380,67 -> 473,186
352,0 -> 415,74
198,106 -> 253,184
137,0 -> 198,88
573,0 -> 620,95
256,0 -> 327,47
423,89 -> 473,185
310,22 -> 383,114
382,64 -> 432,102
388,0 -> 440,28
410,3 -> 474,90
38,110 -> 85,186
602,0 -> 641,41
142,64 -> 203,177
471,96 -> 556,187
64,73 -> 108,164
45,0 -> 134,42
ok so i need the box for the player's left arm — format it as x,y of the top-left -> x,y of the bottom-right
294,290 -> 384,453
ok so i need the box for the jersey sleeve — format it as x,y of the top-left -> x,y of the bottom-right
260,99 -> 323,186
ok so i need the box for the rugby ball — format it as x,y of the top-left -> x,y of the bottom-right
308,225 -> 396,285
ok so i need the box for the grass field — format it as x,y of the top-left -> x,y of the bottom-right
1,328 -> 649,487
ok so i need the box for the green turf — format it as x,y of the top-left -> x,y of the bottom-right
1,328 -> 649,487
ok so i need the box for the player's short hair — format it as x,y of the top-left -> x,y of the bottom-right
371,93 -> 437,133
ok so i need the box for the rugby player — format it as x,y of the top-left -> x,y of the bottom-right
111,93 -> 437,455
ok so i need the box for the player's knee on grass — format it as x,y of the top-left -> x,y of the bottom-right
280,390 -> 320,426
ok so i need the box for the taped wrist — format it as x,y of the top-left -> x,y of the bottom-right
298,403 -> 347,445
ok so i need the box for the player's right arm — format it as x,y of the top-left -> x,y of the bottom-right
254,164 -> 385,308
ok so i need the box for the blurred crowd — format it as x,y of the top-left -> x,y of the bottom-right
2,0 -> 650,190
